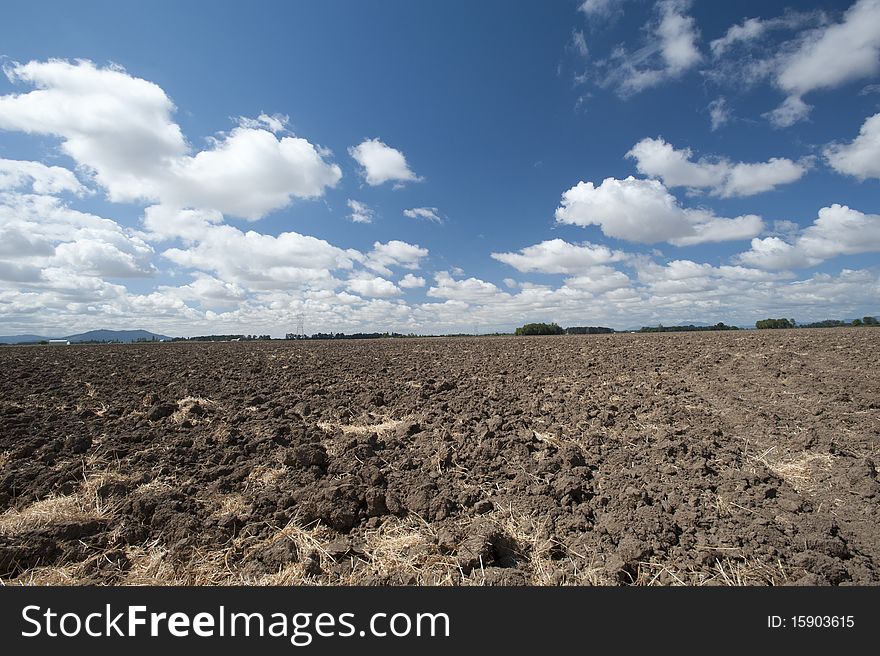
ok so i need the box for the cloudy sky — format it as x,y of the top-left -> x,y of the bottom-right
0,0 -> 878,336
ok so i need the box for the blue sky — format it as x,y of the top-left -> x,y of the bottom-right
0,0 -> 878,335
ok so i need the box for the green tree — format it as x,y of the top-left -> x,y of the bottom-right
514,322 -> 564,336
756,318 -> 794,329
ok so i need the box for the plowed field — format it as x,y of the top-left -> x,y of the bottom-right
1,329 -> 878,585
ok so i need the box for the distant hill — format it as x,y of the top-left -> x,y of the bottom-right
65,329 -> 172,343
0,329 -> 172,344
0,334 -> 55,344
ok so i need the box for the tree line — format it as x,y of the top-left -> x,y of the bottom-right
512,323 -> 613,335
638,322 -> 739,333
756,317 -> 878,329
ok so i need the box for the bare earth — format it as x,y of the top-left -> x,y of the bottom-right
1,329 -> 878,585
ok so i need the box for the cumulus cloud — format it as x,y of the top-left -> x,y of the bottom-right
161,126 -> 342,220
399,273 -> 426,289
777,0 -> 880,96
655,1 -> 703,71
491,238 -> 626,274
605,0 -> 703,95
825,112 -> 880,180
0,192 -> 155,281
163,273 -> 247,304
737,204 -> 880,269
0,158 -> 89,196
554,176 -> 764,245
0,59 -> 187,201
406,263 -> 879,334
767,0 -> 880,126
427,271 -> 509,305
363,240 -> 429,276
347,199 -> 374,224
627,137 -> 807,197
1,58 -> 876,336
141,205 -> 224,242
403,207 -> 442,223
346,276 -> 401,298
636,258 -> 793,286
562,266 -> 631,293
161,223 -> 356,290
0,59 -> 341,218
349,138 -> 421,186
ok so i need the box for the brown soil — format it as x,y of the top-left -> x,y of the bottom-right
1,329 -> 877,585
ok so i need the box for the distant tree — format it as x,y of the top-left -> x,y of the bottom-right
515,322 -> 564,336
852,318 -> 863,326
863,316 -> 879,326
802,319 -> 846,328
565,326 -> 614,334
639,323 -> 739,333
756,318 -> 794,329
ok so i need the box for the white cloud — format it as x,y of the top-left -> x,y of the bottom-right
141,205 -> 224,242
606,0 -> 703,95
0,60 -> 341,219
767,0 -> 880,126
427,271 -> 509,305
670,215 -> 765,247
571,30 -> 589,58
399,273 -> 426,289
0,59 -> 187,202
554,176 -> 764,245
348,138 -> 421,186
162,127 -> 342,220
52,238 -> 153,279
579,0 -> 622,16
736,236 -> 810,270
708,97 -> 731,131
347,199 -> 374,224
164,273 -> 247,304
161,223 -> 356,290
656,1 -> 702,72
2,58 -> 877,337
627,137 -> 807,197
346,276 -> 401,298
763,95 -> 812,128
0,192 -> 155,280
737,204 -> 880,269
777,0 -> 880,97
636,258 -> 792,285
563,266 -> 631,293
237,113 -> 288,133
0,158 -> 88,196
710,17 -> 770,57
363,240 -> 429,276
771,219 -> 801,239
710,12 -> 825,58
403,206 -> 442,223
825,112 -> 880,180
491,238 -> 626,274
